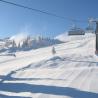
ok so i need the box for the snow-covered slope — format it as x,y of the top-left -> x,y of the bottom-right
55,32 -> 95,42
0,33 -> 98,98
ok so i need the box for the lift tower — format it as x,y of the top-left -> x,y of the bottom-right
89,18 -> 98,54
95,21 -> 98,54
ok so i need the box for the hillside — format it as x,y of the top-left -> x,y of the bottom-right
0,33 -> 98,98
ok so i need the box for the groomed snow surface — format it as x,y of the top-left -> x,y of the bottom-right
0,34 -> 98,98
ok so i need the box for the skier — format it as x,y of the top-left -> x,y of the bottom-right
52,46 -> 56,55
13,53 -> 16,57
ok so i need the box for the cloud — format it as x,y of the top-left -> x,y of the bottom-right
10,25 -> 31,46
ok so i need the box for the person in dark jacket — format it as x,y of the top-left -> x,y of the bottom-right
52,46 -> 56,55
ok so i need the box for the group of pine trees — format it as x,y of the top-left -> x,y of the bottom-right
11,36 -> 32,49
11,36 -> 52,49
10,35 -> 60,54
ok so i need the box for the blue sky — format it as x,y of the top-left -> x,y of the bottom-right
0,0 -> 98,38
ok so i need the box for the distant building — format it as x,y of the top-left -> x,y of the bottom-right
4,40 -> 12,48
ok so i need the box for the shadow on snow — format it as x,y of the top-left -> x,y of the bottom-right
0,65 -> 98,98
0,82 -> 98,98
0,94 -> 31,98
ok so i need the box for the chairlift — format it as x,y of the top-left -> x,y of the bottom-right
68,24 -> 85,35
89,18 -> 98,54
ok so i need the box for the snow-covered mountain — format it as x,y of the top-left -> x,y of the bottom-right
0,33 -> 98,98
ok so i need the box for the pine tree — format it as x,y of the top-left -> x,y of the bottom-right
18,42 -> 21,48
12,40 -> 16,48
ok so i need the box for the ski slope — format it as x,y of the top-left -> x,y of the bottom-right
0,34 -> 98,98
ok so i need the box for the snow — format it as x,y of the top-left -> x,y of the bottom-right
0,33 -> 98,98
55,32 -> 68,42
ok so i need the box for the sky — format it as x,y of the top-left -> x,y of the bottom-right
0,0 -> 98,38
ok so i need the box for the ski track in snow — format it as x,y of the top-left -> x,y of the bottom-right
0,34 -> 98,98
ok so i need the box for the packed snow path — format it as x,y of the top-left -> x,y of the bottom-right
0,34 -> 98,98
